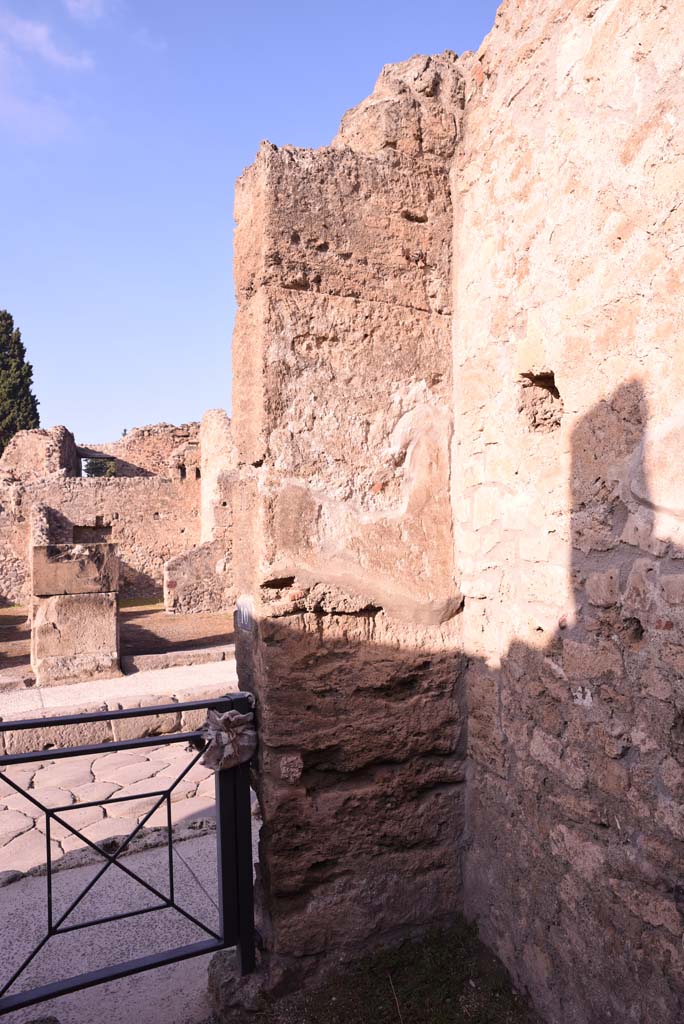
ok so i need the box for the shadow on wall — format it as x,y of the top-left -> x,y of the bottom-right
107,458 -> 155,478
235,606 -> 469,979
465,379 -> 684,1023
118,563 -> 163,600
239,380 -> 684,1023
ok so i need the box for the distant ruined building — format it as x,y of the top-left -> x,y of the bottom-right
1,0 -> 683,1021
0,413 -> 236,613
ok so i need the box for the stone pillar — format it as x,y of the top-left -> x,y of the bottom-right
214,54 -> 468,1008
31,543 -> 120,685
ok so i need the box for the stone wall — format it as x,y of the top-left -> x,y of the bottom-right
31,543 -> 121,685
163,410 -> 236,613
217,5 -> 684,1022
200,410 -> 236,544
80,421 -> 199,478
0,426 -> 80,480
451,1 -> 684,1021
0,425 -> 202,605
229,52 -> 467,988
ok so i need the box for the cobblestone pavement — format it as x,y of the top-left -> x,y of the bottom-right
0,742 -> 217,875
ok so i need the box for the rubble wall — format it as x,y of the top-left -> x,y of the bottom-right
0,425 -> 202,605
231,53 -> 468,979
163,410 -> 236,613
0,426 -> 80,480
452,1 -> 684,1021
81,422 -> 199,477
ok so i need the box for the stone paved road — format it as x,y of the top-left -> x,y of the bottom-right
0,742 -> 216,874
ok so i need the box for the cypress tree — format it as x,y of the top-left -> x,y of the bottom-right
0,311 -> 40,457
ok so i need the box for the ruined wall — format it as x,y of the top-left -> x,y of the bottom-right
0,424 -> 201,604
31,543 -> 121,685
163,410 -> 236,613
80,422 -> 199,478
33,477 -> 200,598
0,426 -> 80,481
452,2 -> 684,1021
229,53 -> 467,987
200,409 -> 235,544
219,6 -> 684,1021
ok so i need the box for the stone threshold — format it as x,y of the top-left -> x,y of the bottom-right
121,642 -> 234,675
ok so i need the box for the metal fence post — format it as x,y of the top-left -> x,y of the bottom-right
235,760 -> 255,973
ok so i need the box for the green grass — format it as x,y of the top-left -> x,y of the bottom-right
266,921 -> 539,1024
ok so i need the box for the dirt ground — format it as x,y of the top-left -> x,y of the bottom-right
257,922 -> 540,1024
118,601 -> 233,655
0,603 -> 234,684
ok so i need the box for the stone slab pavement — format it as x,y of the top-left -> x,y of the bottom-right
0,834 -> 223,1024
0,741 -> 217,873
0,659 -> 258,1024
0,658 -> 239,720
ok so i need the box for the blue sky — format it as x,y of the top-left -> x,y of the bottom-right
0,1 -> 500,442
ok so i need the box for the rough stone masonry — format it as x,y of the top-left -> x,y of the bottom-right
0,412 -> 236,614
217,1 -> 684,1022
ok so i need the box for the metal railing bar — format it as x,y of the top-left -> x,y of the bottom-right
45,817 -> 52,934
0,774 -> 54,817
235,762 -> 256,973
167,795 -> 175,904
50,791 -> 168,813
0,694 -> 254,1014
50,791 -> 173,932
49,806 -> 221,944
172,842 -> 219,913
0,696 -> 249,733
0,938 -> 223,1015
49,748 -> 219,941
0,731 -> 204,768
55,902 -> 168,935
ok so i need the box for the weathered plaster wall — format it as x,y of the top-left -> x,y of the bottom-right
200,410 -> 236,544
227,53 -> 467,993
452,2 -> 684,1021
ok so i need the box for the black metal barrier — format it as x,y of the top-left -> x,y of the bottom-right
0,695 -> 255,1015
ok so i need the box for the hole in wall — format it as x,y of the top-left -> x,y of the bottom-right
623,616 -> 645,643
401,210 -> 428,223
195,467 -> 201,480
518,371 -> 563,433
521,371 -> 560,399
261,576 -> 296,590
179,464 -> 187,481
73,523 -> 113,543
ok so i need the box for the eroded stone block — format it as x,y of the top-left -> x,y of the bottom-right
31,593 -> 120,685
32,543 -> 119,597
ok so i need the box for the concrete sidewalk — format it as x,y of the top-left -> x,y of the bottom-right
1,833 -> 222,1024
0,658 -> 255,1024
